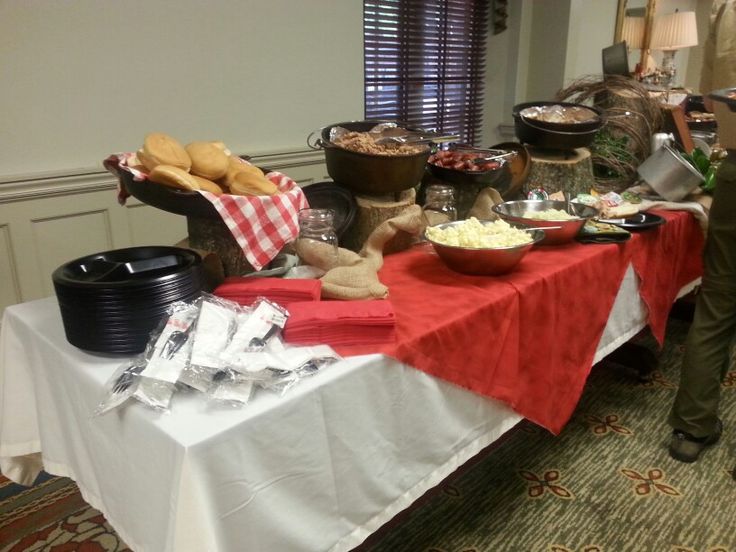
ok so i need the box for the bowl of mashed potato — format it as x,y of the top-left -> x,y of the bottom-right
491,199 -> 599,245
424,217 -> 545,275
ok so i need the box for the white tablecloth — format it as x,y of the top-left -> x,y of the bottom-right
0,265 -> 696,552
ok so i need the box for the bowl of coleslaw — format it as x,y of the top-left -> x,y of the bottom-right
424,217 -> 545,275
491,200 -> 599,245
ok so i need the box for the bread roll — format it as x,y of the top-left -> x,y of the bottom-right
223,156 -> 265,188
148,165 -> 200,191
192,175 -> 224,195
603,203 -> 639,218
126,152 -> 146,172
137,148 -> 158,172
230,171 -> 278,196
210,141 -> 232,156
186,141 -> 229,180
142,133 -> 191,171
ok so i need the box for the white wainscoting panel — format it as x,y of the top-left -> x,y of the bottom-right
31,210 -> 114,297
0,148 -> 328,318
124,201 -> 188,248
0,224 -> 22,309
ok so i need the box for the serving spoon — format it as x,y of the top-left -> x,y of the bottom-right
375,132 -> 459,145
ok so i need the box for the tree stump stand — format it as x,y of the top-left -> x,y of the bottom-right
186,216 -> 254,276
523,147 -> 595,197
342,188 -> 417,253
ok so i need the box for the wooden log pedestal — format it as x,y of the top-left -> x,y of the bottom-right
341,188 -> 416,253
523,147 -> 595,197
186,216 -> 254,276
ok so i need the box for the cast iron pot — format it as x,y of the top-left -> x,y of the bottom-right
427,152 -> 511,191
309,120 -> 432,195
512,102 -> 604,150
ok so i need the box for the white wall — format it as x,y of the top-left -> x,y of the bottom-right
684,0 -> 712,91
524,1 -> 572,102
481,0 -> 529,144
565,0 -> 619,84
0,0 -> 364,181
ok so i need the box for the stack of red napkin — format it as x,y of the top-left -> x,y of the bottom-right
213,277 -> 322,307
283,300 -> 396,347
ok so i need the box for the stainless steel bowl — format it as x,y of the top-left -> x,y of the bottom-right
637,144 -> 704,202
491,200 -> 599,245
425,221 -> 545,276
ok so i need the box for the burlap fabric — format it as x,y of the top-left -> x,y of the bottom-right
294,204 -> 425,300
467,187 -> 504,220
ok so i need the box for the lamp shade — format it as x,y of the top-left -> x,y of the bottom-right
622,16 -> 645,49
650,11 -> 698,50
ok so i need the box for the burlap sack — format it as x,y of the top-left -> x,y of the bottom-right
359,204 -> 425,269
298,204 -> 426,300
320,261 -> 390,300
293,240 -> 362,272
467,188 -> 504,220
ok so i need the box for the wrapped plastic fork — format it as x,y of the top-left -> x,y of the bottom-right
93,357 -> 148,416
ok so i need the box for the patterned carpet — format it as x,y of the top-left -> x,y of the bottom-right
1,315 -> 734,552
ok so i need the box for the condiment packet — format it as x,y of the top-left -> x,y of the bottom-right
599,191 -> 625,207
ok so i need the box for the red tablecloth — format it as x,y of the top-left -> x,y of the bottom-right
629,210 -> 704,343
335,210 -> 703,434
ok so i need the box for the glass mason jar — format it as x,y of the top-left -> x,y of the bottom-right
422,184 -> 457,226
295,208 -> 339,267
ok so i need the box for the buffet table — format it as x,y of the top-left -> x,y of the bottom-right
0,210 -> 703,552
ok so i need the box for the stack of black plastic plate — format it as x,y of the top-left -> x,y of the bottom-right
52,246 -> 204,355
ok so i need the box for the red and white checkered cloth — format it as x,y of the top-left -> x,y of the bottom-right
105,153 -> 309,271
200,169 -> 308,270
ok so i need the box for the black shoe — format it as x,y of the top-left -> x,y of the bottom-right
669,419 -> 723,463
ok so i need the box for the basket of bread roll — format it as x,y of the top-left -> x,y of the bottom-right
104,132 -> 309,271
107,132 -> 287,218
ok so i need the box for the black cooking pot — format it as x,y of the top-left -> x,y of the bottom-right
309,120 -> 432,195
512,102 -> 604,150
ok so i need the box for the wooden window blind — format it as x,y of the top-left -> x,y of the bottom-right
364,0 -> 489,145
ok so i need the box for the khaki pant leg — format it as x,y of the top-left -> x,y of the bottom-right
669,158 -> 736,437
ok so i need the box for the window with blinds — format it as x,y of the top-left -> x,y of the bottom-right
364,0 -> 489,145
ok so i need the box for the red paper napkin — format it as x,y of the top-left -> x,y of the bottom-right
213,277 -> 322,307
283,300 -> 396,347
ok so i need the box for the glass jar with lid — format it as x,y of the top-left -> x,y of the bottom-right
294,208 -> 339,267
422,184 -> 457,226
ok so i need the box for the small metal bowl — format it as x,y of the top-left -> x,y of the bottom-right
491,200 -> 599,245
425,220 -> 545,276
